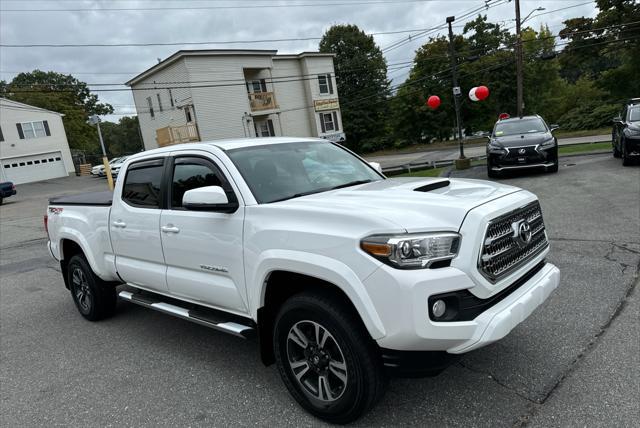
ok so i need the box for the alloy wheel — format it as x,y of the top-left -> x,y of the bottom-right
72,267 -> 92,313
286,320 -> 348,402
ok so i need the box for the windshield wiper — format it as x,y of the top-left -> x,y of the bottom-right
328,179 -> 373,190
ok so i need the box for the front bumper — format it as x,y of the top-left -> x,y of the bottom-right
488,145 -> 556,170
624,136 -> 640,156
364,260 -> 559,354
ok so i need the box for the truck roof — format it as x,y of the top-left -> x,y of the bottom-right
127,137 -> 331,161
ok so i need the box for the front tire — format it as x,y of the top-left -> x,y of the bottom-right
613,142 -> 621,158
273,292 -> 386,424
67,255 -> 117,321
487,160 -> 499,179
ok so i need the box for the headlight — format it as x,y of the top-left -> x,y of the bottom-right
488,139 -> 507,154
540,138 -> 556,148
624,127 -> 640,137
361,232 -> 461,269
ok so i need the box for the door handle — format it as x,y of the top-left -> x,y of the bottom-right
112,220 -> 127,228
161,225 -> 180,234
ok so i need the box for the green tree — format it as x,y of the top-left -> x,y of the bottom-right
319,24 -> 390,152
99,116 -> 144,156
1,70 -> 113,153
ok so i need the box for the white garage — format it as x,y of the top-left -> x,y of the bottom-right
1,152 -> 68,185
1,98 -> 75,185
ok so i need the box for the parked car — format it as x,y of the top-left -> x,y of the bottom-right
612,98 -> 640,166
109,156 -> 129,177
45,138 -> 560,423
486,115 -> 559,178
93,156 -> 123,177
0,181 -> 17,205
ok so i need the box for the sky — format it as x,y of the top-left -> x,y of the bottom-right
0,0 -> 599,122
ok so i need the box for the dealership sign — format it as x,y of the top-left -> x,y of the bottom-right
314,99 -> 340,111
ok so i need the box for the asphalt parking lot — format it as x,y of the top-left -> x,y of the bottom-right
1,153 -> 638,427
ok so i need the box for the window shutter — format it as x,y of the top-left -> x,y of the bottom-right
332,112 -> 339,131
267,120 -> 275,137
16,123 -> 24,139
328,75 -> 334,94
319,114 -> 326,133
0,126 -> 4,142
43,120 -> 51,136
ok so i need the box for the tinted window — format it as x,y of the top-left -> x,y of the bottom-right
171,158 -> 232,208
122,161 -> 164,208
494,118 -> 547,137
629,107 -> 640,122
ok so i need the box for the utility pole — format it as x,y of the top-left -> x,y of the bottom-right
515,0 -> 524,117
89,115 -> 114,191
446,16 -> 469,169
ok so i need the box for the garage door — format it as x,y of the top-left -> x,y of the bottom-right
1,152 -> 68,184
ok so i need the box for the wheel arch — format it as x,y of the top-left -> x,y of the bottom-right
252,253 -> 386,366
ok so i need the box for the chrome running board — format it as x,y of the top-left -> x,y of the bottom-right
118,290 -> 255,339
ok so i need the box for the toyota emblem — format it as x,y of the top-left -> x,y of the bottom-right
512,220 -> 532,247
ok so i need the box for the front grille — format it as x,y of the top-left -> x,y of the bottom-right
479,201 -> 548,282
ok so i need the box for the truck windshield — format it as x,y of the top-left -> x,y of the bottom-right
227,141 -> 383,203
494,118 -> 547,137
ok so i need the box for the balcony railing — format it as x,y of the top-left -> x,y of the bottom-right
249,91 -> 278,112
156,124 -> 199,147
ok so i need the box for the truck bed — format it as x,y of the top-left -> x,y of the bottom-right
49,191 -> 113,206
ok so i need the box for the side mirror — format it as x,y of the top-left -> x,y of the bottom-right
612,116 -> 622,123
549,124 -> 560,131
183,186 -> 238,213
368,161 -> 383,174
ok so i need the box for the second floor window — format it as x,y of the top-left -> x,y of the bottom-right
17,120 -> 50,139
318,74 -> 333,95
147,97 -> 155,118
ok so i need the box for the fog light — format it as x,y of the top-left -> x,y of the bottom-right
432,300 -> 446,318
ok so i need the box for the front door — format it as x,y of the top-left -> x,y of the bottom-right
160,153 -> 248,314
110,157 -> 168,292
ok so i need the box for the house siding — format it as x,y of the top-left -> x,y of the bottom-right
0,99 -> 74,182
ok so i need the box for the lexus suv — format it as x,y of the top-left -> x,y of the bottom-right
486,115 -> 559,178
612,98 -> 640,166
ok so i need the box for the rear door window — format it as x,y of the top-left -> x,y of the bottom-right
122,159 -> 164,208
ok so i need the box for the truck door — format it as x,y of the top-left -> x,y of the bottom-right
159,153 -> 248,314
110,157 -> 168,292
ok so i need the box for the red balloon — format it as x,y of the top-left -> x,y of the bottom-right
475,85 -> 490,101
427,95 -> 441,109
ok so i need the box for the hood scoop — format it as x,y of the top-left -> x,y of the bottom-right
414,179 -> 450,192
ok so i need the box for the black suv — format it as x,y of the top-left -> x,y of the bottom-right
612,98 -> 640,166
486,115 -> 559,178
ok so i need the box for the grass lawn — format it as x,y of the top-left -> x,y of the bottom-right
558,141 -> 611,155
397,167 -> 447,177
554,127 -> 610,139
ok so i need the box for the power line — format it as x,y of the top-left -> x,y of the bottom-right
0,0 -> 489,12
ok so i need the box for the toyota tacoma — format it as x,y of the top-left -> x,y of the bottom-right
46,138 -> 560,423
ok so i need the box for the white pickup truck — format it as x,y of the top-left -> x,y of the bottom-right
46,137 -> 559,423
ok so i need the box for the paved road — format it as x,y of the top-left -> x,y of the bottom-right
366,134 -> 611,169
1,156 -> 638,426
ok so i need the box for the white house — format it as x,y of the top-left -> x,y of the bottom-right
125,50 -> 344,151
0,99 -> 75,184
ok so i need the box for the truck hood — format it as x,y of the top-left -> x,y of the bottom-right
278,177 -> 522,232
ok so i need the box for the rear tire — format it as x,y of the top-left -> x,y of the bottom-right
273,292 -> 387,424
67,255 -> 117,321
622,140 -> 633,166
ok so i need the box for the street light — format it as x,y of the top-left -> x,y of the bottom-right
515,1 -> 546,117
88,115 -> 114,191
